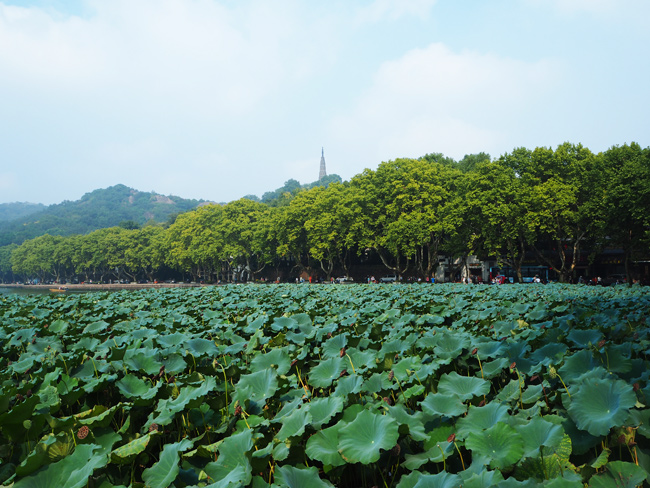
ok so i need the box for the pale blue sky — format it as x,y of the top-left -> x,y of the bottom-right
1,0 -> 648,204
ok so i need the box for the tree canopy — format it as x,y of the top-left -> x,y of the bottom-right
4,143 -> 649,284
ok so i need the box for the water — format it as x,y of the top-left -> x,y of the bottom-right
0,286 -> 91,296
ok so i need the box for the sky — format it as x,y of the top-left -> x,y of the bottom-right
1,0 -> 649,205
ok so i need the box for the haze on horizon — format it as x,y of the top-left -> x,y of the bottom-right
1,0 -> 648,206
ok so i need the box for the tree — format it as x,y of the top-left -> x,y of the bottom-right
165,205 -> 225,281
349,159 -> 459,277
458,161 -> 533,282
601,143 -> 650,282
11,234 -> 65,282
219,199 -> 274,281
0,244 -> 18,283
301,183 -> 355,279
519,143 -> 606,282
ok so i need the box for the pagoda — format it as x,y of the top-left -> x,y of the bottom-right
319,147 -> 327,180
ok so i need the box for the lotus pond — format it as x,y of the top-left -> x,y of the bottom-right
1,283 -> 649,487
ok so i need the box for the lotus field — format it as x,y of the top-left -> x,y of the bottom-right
1,283 -> 649,487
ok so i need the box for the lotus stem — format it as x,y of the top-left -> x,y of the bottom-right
395,377 -> 408,404
476,352 -> 484,379
453,441 -> 465,471
557,374 -> 571,399
90,357 -> 99,378
217,361 -> 228,415
345,353 -> 356,374
515,368 -> 524,410
437,443 -> 446,471
296,367 -> 310,398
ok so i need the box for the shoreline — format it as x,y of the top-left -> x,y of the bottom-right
0,282 -> 206,291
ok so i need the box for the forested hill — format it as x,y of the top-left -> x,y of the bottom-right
0,184 -> 204,246
0,202 -> 46,222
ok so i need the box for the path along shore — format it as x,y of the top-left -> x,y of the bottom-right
1,282 -> 205,292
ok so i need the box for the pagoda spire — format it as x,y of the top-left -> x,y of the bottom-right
319,147 -> 327,180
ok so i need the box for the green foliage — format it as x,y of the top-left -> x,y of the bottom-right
5,143 -> 650,284
0,283 -> 647,486
0,184 -> 202,247
0,202 -> 45,222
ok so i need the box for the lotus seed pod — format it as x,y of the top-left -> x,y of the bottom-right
77,425 -> 90,439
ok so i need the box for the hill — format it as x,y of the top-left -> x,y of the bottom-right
0,184 -> 204,246
0,202 -> 46,222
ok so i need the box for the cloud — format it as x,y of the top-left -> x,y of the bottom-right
525,0 -> 650,19
329,43 -> 561,168
355,0 -> 437,23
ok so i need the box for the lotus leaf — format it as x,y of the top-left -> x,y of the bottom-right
433,332 -> 469,360
567,329 -> 603,348
515,433 -> 572,481
567,378 -> 636,436
276,408 -> 311,441
338,409 -> 399,464
395,470 -> 462,488
437,371 -> 489,401
48,319 -> 69,335
162,353 -> 188,374
157,332 -> 190,348
346,348 -> 377,372
235,369 -> 278,406
321,333 -> 348,358
82,320 -> 109,335
307,396 -> 344,429
482,357 -> 510,378
466,422 -> 525,469
461,469 -> 505,488
420,393 -> 466,418
250,347 -> 291,375
15,432 -> 67,476
387,403 -> 427,441
111,432 -> 154,463
142,438 -> 193,488
475,340 -> 505,359
272,440 -> 290,461
123,350 -> 163,375
456,402 -> 510,439
272,465 -> 334,488
271,316 -> 297,332
529,343 -> 567,368
204,429 -> 253,487
495,479 -> 539,487
13,444 -> 108,488
305,425 -> 346,467
185,337 -> 220,357
393,356 -> 423,382
496,378 -> 522,403
558,349 -> 599,382
587,461 -> 647,488
517,416 -> 565,458
150,377 -> 217,425
308,357 -> 344,388
520,384 -> 544,405
116,374 -> 160,401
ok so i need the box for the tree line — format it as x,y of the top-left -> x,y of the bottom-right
2,142 -> 648,284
